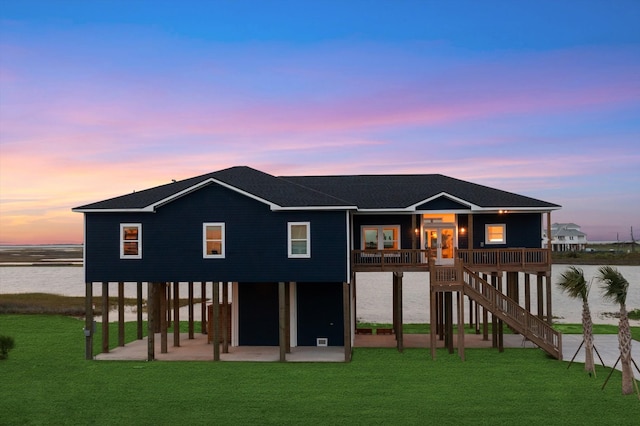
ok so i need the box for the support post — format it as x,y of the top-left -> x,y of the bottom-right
85,282 -> 93,360
201,282 -> 207,334
173,282 -> 180,347
222,282 -> 229,353
101,282 -> 109,354
395,272 -> 404,353
278,282 -> 286,362
343,282 -> 352,362
457,291 -> 465,361
160,283 -> 167,354
212,282 -> 220,361
136,282 -> 143,340
430,287 -> 437,360
546,273 -> 553,324
537,273 -> 544,319
285,282 -> 291,353
147,282 -> 155,361
118,282 -> 125,347
524,274 -> 531,315
445,292 -> 454,354
188,282 -> 194,339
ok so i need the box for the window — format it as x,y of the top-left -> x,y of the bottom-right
203,223 -> 225,258
361,226 -> 400,250
485,224 -> 506,244
288,222 -> 310,258
120,224 -> 142,259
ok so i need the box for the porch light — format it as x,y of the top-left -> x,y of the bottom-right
460,227 -> 466,234
414,228 -> 419,235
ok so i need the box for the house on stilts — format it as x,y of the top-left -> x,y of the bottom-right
73,166 -> 562,362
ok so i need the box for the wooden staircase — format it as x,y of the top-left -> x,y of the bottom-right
461,266 -> 562,360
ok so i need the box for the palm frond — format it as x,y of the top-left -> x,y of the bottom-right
557,266 -> 589,300
597,266 -> 629,306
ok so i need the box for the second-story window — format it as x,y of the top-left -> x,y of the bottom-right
120,223 -> 142,259
203,223 -> 225,258
362,226 -> 400,250
288,222 -> 310,258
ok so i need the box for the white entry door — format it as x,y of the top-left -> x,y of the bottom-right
424,227 -> 455,265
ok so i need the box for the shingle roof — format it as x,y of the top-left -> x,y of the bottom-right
73,166 -> 560,212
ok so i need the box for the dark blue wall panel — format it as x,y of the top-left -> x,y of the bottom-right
296,283 -> 344,346
84,183 -> 348,282
238,282 -> 279,346
471,213 -> 542,249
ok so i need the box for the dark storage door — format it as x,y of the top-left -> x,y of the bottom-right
297,282 -> 344,346
238,283 -> 279,346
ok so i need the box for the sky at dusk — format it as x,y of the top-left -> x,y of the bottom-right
1,1 -> 639,244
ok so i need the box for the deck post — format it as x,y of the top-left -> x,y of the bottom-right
545,273 -> 553,324
101,282 -> 109,354
136,282 -> 143,340
278,282 -> 286,362
212,282 -> 220,361
395,272 -> 404,353
537,273 -> 544,319
173,282 -> 180,347
118,282 -> 125,347
430,284 -> 437,360
343,282 -> 352,362
188,282 -> 194,339
147,282 -> 155,361
201,282 -> 207,334
457,291 -> 465,361
222,282 -> 229,353
160,283 -> 168,354
445,292 -> 454,354
84,282 -> 93,360
524,274 -> 531,314
482,273 -> 489,341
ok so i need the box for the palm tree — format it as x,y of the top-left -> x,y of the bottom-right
598,266 -> 634,395
557,266 -> 595,375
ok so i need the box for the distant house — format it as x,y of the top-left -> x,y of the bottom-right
73,166 -> 563,361
543,223 -> 587,252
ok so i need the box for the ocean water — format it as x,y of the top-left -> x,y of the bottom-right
1,265 -> 638,325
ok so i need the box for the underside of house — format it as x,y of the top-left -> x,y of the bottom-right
74,166 -> 563,362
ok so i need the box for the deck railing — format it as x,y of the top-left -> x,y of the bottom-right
351,249 -> 432,270
456,248 -> 549,270
352,248 -> 549,271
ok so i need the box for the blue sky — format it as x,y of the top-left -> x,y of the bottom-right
1,1 -> 639,243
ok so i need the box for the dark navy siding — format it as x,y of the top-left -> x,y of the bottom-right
352,215 -> 416,250
471,213 -> 542,249
84,183 -> 348,282
296,283 -> 344,346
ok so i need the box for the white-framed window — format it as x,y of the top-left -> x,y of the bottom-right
288,222 -> 310,258
120,223 -> 142,259
203,223 -> 225,258
485,224 -> 506,244
361,225 -> 400,250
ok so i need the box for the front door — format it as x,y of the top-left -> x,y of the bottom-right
424,227 -> 455,265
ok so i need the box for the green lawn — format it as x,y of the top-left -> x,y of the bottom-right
1,315 -> 638,425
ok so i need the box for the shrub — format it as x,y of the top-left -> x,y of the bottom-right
0,335 -> 15,359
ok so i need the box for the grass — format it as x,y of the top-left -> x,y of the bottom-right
1,315 -> 638,425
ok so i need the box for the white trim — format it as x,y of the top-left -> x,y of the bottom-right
485,223 -> 507,244
288,222 -> 311,258
120,223 -> 142,259
203,223 -> 226,258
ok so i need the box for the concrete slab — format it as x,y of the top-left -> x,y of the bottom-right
94,331 -> 639,370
